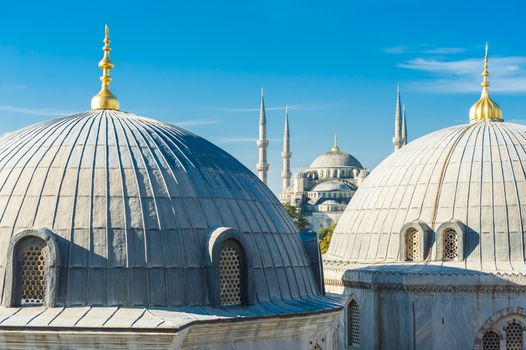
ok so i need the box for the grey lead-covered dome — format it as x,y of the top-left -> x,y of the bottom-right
0,110 -> 319,306
310,150 -> 362,169
326,120 -> 526,272
312,180 -> 355,192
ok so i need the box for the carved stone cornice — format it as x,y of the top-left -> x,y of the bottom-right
324,278 -> 526,294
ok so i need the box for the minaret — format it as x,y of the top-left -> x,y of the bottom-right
392,84 -> 403,151
281,105 -> 292,192
402,103 -> 407,146
257,88 -> 269,184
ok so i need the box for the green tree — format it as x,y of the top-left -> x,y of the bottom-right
283,204 -> 310,232
318,223 -> 336,254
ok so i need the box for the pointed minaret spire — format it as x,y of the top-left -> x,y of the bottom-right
257,88 -> 269,185
393,84 -> 403,151
91,25 -> 120,110
282,105 -> 292,192
402,103 -> 408,145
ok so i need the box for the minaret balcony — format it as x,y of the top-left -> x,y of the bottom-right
257,139 -> 269,147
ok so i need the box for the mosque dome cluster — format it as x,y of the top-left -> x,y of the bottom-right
280,137 -> 368,229
276,85 -> 407,232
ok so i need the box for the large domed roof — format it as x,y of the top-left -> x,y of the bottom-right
0,110 -> 320,306
326,120 -> 526,271
310,150 -> 362,169
309,136 -> 362,169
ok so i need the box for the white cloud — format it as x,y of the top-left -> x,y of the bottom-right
215,137 -> 281,144
385,45 -> 466,55
505,118 -> 526,125
399,56 -> 526,93
213,104 -> 326,113
422,47 -> 467,54
215,137 -> 256,144
385,45 -> 410,54
174,119 -> 219,127
0,105 -> 74,116
0,85 -> 27,91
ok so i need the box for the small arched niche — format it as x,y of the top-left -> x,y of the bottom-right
399,221 -> 431,262
205,227 -> 254,306
436,220 -> 465,262
347,298 -> 360,347
3,228 -> 60,307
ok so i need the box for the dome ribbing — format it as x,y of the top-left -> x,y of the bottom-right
0,110 -> 318,306
326,120 -> 526,272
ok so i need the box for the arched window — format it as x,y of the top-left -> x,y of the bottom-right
219,239 -> 245,306
348,300 -> 360,346
443,228 -> 458,260
16,238 -> 48,306
482,330 -> 500,350
506,321 -> 523,350
405,228 -> 420,261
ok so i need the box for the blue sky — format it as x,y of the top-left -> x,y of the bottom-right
0,0 -> 525,194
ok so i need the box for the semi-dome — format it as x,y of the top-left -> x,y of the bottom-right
0,110 -> 320,306
312,180 -> 355,192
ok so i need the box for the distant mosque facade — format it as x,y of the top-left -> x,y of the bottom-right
256,85 -> 408,230
279,136 -> 368,230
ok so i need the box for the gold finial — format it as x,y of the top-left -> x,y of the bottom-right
331,134 -> 340,152
481,42 -> 489,89
91,25 -> 120,110
469,42 -> 502,122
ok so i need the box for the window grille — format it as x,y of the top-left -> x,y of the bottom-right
482,330 -> 500,350
405,228 -> 420,261
219,241 -> 242,306
21,244 -> 47,305
443,228 -> 458,260
506,322 -> 523,350
348,300 -> 360,346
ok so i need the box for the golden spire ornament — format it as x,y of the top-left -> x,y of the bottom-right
91,25 -> 120,110
469,42 -> 502,122
331,134 -> 340,152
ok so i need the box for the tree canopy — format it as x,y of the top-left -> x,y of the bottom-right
318,223 -> 336,254
283,204 -> 310,232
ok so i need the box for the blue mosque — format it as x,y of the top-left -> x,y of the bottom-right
258,86 -> 408,230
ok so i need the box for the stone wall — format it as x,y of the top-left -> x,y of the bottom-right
0,310 -> 342,350
325,268 -> 526,350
